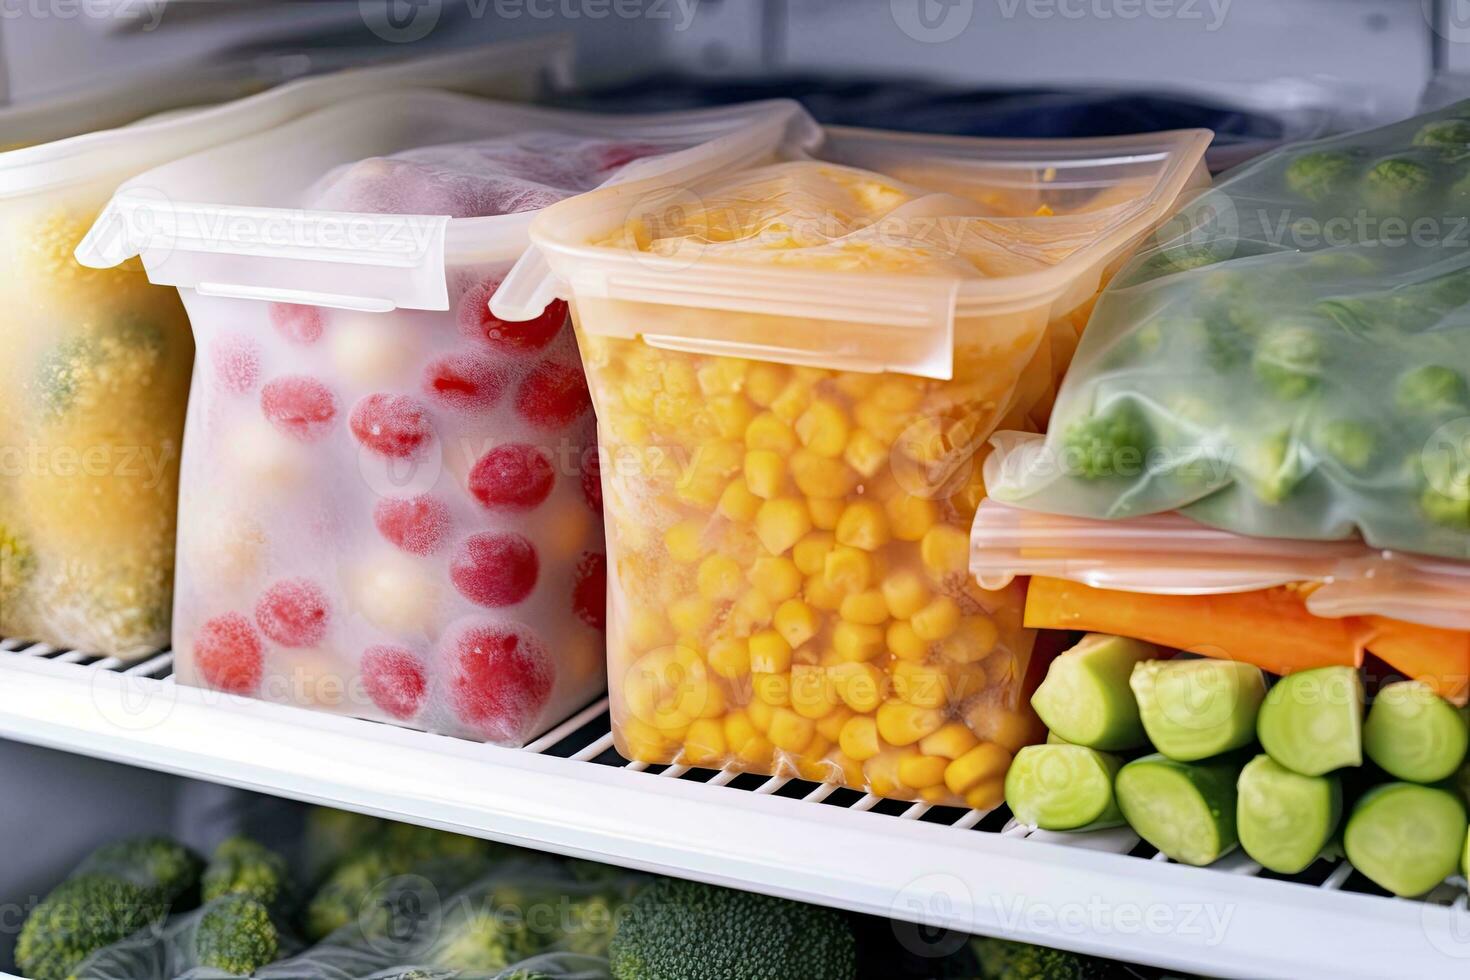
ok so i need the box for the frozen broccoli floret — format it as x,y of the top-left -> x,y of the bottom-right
1285,150 -> 1360,203
427,898 -> 542,972
202,836 -> 290,909
1396,365 -> 1466,414
75,835 -> 203,906
0,523 -> 34,606
1422,485 -> 1470,530
1133,242 -> 1229,282
1317,419 -> 1378,471
1244,431 -> 1306,504
560,892 -> 625,957
609,877 -> 856,980
304,806 -> 384,877
1060,402 -> 1152,479
1252,321 -> 1323,400
1413,119 -> 1470,149
962,935 -> 1113,980
16,874 -> 163,980
1364,157 -> 1434,214
195,894 -> 280,975
32,337 -> 100,416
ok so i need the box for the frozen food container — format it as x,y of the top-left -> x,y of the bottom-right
0,35 -> 572,659
78,91 -> 818,745
502,125 -> 1212,802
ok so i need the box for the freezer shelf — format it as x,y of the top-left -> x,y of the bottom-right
1,637 -> 1468,979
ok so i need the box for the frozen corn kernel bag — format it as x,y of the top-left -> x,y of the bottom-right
971,499 -> 1470,703
0,36 -> 573,658
504,126 -> 1210,802
987,101 -> 1470,561
79,91 -> 817,744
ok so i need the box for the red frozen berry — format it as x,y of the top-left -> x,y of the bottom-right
269,303 -> 326,344
255,578 -> 330,647
423,351 -> 505,411
195,613 -> 262,694
450,533 -> 538,607
361,645 -> 427,720
373,495 -> 449,556
572,551 -> 607,631
468,444 -> 555,512
446,620 -> 554,743
212,334 -> 260,394
261,376 -> 337,441
349,393 -> 433,459
580,448 -> 602,513
457,278 -> 566,354
515,360 -> 591,430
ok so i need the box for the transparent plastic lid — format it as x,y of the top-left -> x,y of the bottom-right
504,126 -> 1211,379
971,499 -> 1470,631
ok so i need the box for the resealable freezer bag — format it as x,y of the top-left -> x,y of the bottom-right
986,101 -> 1470,561
507,126 -> 1210,803
79,91 -> 817,745
0,35 -> 572,659
970,499 -> 1470,702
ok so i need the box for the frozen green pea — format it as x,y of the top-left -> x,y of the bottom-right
1396,365 -> 1466,414
1284,150 -> 1360,203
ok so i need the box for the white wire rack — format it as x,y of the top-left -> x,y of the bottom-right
2,637 -> 1470,978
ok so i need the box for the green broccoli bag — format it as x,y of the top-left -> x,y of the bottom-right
987,101 -> 1470,558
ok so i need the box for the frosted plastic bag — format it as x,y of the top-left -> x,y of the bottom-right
70,895 -> 303,980
0,36 -> 572,659
986,101 -> 1470,561
79,92 -> 816,745
506,126 -> 1210,803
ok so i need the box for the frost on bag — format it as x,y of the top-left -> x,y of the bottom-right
988,101 -> 1470,559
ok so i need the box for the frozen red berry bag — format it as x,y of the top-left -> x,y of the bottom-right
78,91 -> 819,745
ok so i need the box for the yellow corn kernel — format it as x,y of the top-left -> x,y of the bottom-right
886,620 -> 929,661
804,573 -> 845,613
833,621 -> 885,662
745,363 -> 789,407
920,523 -> 970,580
790,450 -> 858,499
773,598 -> 820,649
886,493 -> 939,542
899,753 -> 949,790
853,400 -> 907,444
753,672 -> 791,707
881,570 -> 930,620
864,749 -> 918,797
621,717 -> 677,762
823,545 -> 874,594
967,705 -> 1039,754
627,608 -> 674,651
663,519 -> 705,563
748,697 -> 774,731
698,357 -> 749,396
770,380 -> 813,424
698,680 -> 728,719
792,531 -> 836,576
668,596 -> 715,636
876,700 -> 946,747
938,614 -> 999,664
807,497 -> 846,531
951,464 -> 988,516
717,478 -> 761,523
816,705 -> 854,742
768,706 -> 816,753
838,714 -> 881,761
795,399 -> 850,457
920,722 -> 981,760
709,396 -> 756,442
755,499 -> 811,555
724,710 -> 758,751
795,743 -> 834,782
921,785 -> 955,805
944,742 -> 1012,795
624,646 -> 710,730
728,589 -> 774,636
751,556 -> 802,602
697,555 -> 743,600
898,415 -> 947,466
835,500 -> 890,551
893,661 -> 951,709
744,411 -> 797,453
707,637 -> 751,679
832,372 -> 880,398
790,664 -> 837,719
683,718 -> 727,765
965,779 -> 1006,811
829,662 -> 886,713
840,589 -> 890,626
737,734 -> 775,768
748,630 -> 793,674
872,378 -> 925,412
829,751 -> 865,787
843,428 -> 889,478
911,595 -> 961,642
744,450 -> 787,499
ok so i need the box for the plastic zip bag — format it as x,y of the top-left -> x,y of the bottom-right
986,101 -> 1470,561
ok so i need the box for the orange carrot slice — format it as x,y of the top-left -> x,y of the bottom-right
1363,617 -> 1470,706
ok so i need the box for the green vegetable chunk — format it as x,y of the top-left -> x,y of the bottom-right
15,874 -> 163,980
1256,665 -> 1364,776
1115,753 -> 1244,866
1252,320 -> 1322,400
1284,150 -> 1359,203
1316,419 -> 1377,471
195,894 -> 280,975
1060,402 -> 1152,479
73,835 -> 202,906
202,835 -> 290,909
1395,364 -> 1466,415
1005,744 -> 1125,831
1130,658 -> 1266,762
1413,119 -> 1470,149
1363,679 -> 1470,783
1236,754 -> 1342,874
963,934 -> 1114,980
1364,157 -> 1434,214
1344,783 -> 1466,896
609,876 -> 856,980
1030,634 -> 1159,751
